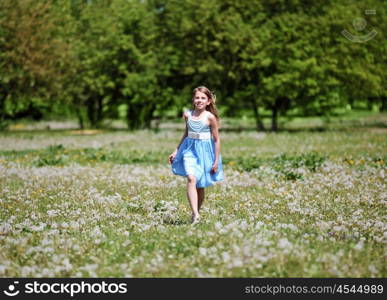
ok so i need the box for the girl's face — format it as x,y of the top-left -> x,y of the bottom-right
193,91 -> 211,110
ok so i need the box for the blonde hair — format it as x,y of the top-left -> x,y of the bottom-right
192,86 -> 220,121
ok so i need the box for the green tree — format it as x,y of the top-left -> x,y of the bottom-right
0,0 -> 76,129
324,0 -> 386,112
70,0 -> 160,129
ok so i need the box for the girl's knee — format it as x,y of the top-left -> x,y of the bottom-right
187,175 -> 196,184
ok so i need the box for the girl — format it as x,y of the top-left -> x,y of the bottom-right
168,86 -> 224,224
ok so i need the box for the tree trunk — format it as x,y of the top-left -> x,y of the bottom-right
126,104 -> 136,130
380,97 -> 386,112
96,97 -> 103,128
145,104 -> 156,129
367,97 -> 373,110
127,103 -> 144,130
86,97 -> 104,128
76,106 -> 84,130
271,100 -> 279,132
271,97 -> 290,131
251,98 -> 265,131
0,93 -> 5,120
86,98 -> 96,128
0,93 -> 6,130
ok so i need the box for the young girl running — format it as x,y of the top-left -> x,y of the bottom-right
168,86 -> 224,224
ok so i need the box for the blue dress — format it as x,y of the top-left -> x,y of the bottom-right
172,110 -> 224,188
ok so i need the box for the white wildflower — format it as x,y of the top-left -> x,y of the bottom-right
215,222 -> 222,231
0,223 -> 12,235
199,248 -> 207,256
278,238 -> 292,249
47,210 -> 58,217
222,252 -> 230,263
232,258 -> 243,267
368,265 -> 377,274
30,223 -> 46,232
353,241 -> 364,251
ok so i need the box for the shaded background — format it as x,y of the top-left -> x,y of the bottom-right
0,0 -> 385,131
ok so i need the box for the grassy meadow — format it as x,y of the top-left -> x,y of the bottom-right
0,112 -> 386,277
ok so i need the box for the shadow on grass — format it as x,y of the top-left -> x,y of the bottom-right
162,218 -> 191,226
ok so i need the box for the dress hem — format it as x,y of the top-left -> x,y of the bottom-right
172,170 -> 224,188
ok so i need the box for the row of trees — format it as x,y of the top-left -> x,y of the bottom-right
0,0 -> 385,131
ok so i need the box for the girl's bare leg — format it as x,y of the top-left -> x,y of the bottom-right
197,188 -> 205,212
187,175 -> 199,219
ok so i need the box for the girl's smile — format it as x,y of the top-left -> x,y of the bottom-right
193,91 -> 210,110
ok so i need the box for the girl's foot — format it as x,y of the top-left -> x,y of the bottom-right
191,214 -> 200,224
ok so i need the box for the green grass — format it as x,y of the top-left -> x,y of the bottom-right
0,111 -> 386,277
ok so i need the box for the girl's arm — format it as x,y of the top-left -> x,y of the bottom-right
209,114 -> 220,173
168,113 -> 188,164
175,121 -> 188,151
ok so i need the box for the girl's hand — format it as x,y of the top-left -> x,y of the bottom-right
211,161 -> 218,173
168,150 -> 177,164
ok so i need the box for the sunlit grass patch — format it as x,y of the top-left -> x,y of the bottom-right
0,144 -> 169,167
0,116 -> 386,277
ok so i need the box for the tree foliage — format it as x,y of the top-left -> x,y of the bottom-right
0,0 -> 385,131
0,0 -> 76,128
